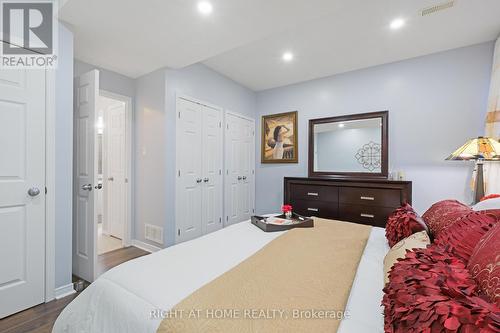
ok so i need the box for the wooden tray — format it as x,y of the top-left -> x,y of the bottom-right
251,213 -> 314,232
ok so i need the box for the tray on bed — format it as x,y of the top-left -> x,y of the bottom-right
251,213 -> 314,232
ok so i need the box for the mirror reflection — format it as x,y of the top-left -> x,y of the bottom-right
313,117 -> 382,173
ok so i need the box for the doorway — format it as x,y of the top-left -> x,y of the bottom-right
73,69 -> 132,282
97,91 -> 131,255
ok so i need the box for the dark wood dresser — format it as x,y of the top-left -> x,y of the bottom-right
284,177 -> 412,228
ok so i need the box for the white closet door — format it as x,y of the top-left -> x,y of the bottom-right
201,105 -> 223,235
0,67 -> 45,318
176,98 -> 203,242
225,113 -> 242,225
225,113 -> 255,226
240,118 -> 255,221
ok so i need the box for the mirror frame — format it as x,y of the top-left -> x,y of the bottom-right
308,110 -> 389,179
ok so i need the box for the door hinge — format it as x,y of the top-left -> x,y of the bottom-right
178,229 -> 180,236
45,187 -> 47,194
252,170 -> 254,174
226,216 -> 229,221
178,112 -> 181,119
253,208 -> 255,213
219,169 -> 222,175
178,170 -> 181,177
219,217 -> 222,224
219,122 -> 221,128
226,124 -> 229,129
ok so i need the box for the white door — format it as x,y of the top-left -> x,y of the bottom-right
225,113 -> 255,226
105,100 -> 126,239
240,118 -> 255,221
201,105 -> 223,235
225,113 -> 242,226
73,70 -> 99,282
0,67 -> 46,318
176,98 -> 203,242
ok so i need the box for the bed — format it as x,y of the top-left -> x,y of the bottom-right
53,218 -> 389,333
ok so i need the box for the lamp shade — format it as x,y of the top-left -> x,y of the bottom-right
446,137 -> 500,161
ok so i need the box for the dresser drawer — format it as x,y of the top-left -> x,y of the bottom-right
291,199 -> 339,219
338,204 -> 395,228
289,184 -> 338,202
339,187 -> 401,207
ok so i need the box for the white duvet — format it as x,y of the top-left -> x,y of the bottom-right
53,220 -> 389,333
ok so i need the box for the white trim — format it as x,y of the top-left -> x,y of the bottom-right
99,90 -> 133,248
54,283 -> 76,300
225,110 -> 255,123
176,93 -> 223,112
131,239 -> 162,253
45,68 -> 56,302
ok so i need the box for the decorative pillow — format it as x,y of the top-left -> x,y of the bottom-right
383,231 -> 430,284
422,200 -> 472,237
468,222 -> 500,306
434,210 -> 500,263
473,197 -> 500,212
481,194 -> 500,202
383,245 -> 500,332
385,204 -> 428,247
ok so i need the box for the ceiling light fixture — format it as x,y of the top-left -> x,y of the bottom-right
197,1 -> 213,15
338,123 -> 345,128
282,52 -> 294,62
390,18 -> 405,30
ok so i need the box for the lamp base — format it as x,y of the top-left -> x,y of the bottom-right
474,160 -> 485,204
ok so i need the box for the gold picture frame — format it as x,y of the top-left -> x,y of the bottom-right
261,111 -> 298,163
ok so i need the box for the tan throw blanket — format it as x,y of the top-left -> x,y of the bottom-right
157,218 -> 371,333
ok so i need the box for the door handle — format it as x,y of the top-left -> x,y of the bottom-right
94,184 -> 103,190
360,213 -> 375,218
307,208 -> 319,212
237,176 -> 242,180
81,184 -> 93,191
196,178 -> 202,183
28,187 -> 41,197
108,177 -> 114,181
203,178 -> 209,183
360,196 -> 375,201
242,176 -> 247,180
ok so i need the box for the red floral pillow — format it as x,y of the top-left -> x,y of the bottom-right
386,204 -> 428,247
422,200 -> 472,237
468,222 -> 500,306
383,245 -> 500,332
434,210 -> 500,263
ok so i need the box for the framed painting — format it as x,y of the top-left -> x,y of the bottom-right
261,111 -> 298,163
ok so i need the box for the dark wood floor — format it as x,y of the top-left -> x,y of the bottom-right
0,246 -> 149,333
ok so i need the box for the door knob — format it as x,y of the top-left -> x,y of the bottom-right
237,176 -> 242,180
242,176 -> 247,180
196,178 -> 202,183
108,177 -> 114,181
94,184 -> 103,190
28,187 -> 40,197
81,184 -> 93,191
203,178 -> 209,183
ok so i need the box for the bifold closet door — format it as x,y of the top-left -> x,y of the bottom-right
225,113 -> 255,226
176,99 -> 203,242
201,105 -> 223,235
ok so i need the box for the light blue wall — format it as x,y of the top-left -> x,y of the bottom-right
55,23 -> 74,289
255,42 -> 494,214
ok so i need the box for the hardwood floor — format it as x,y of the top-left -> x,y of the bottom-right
0,246 -> 149,333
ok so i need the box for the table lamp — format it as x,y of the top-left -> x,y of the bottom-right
446,137 -> 500,204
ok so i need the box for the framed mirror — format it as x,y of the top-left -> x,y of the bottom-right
308,111 -> 388,178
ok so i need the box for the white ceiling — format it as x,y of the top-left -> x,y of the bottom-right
60,0 -> 500,91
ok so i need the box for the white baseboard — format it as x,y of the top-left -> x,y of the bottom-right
131,239 -> 162,253
55,283 -> 76,299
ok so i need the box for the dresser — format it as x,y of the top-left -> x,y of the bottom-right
284,177 -> 412,228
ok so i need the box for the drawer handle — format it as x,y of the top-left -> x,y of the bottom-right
360,196 -> 375,201
307,208 -> 319,212
307,192 -> 319,196
360,213 -> 375,218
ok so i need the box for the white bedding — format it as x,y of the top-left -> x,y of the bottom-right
53,220 -> 389,333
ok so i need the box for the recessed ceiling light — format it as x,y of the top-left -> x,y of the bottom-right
197,1 -> 213,15
282,52 -> 294,62
338,123 -> 345,128
390,18 -> 405,30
